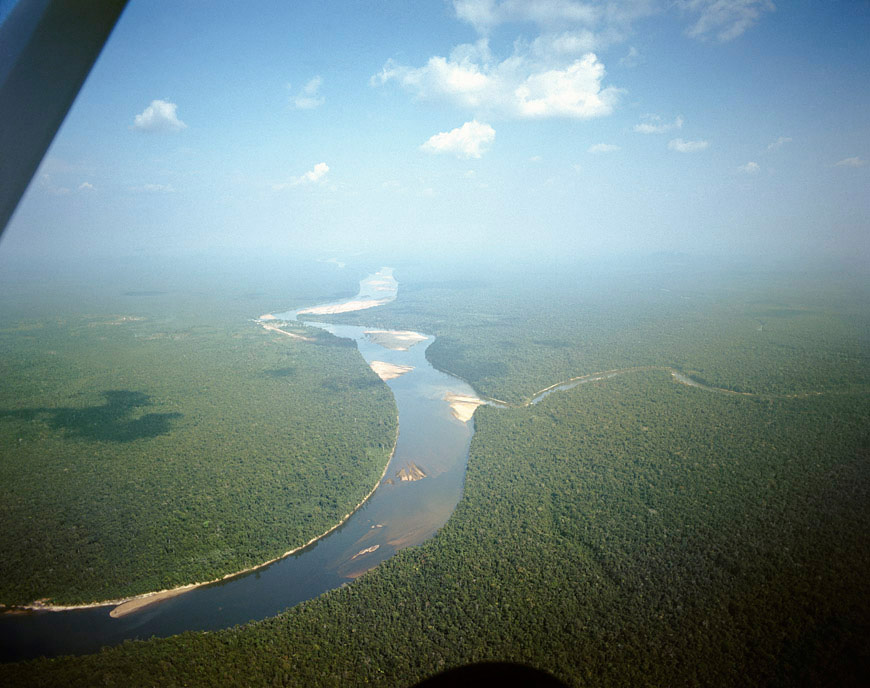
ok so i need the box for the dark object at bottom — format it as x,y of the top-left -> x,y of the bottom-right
413,662 -> 568,687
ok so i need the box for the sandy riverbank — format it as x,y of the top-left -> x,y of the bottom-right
370,361 -> 415,381
10,426 -> 400,619
444,393 -> 485,422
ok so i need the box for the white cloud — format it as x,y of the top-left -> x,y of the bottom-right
451,0 -> 656,38
299,162 -> 330,182
530,29 -> 601,58
529,155 -> 542,162
453,0 -> 600,33
272,162 -> 330,190
739,161 -> 760,174
77,182 -> 95,191
668,138 -> 709,152
677,0 -> 775,42
293,76 -> 324,110
132,100 -> 186,132
633,114 -> 683,134
619,46 -> 641,67
834,156 -> 866,168
588,143 -> 620,153
373,41 -> 621,120
516,55 -> 620,118
421,120 -> 495,158
136,183 -> 176,193
767,136 -> 792,151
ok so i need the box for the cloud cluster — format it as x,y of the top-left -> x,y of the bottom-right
421,120 -> 495,158
453,0 -> 769,44
834,157 -> 866,168
668,138 -> 709,153
452,0 -> 656,43
132,100 -> 186,132
739,161 -> 759,174
273,163 -> 330,190
293,76 -> 324,110
767,136 -> 792,151
374,41 -> 621,120
376,1 -> 771,139
633,114 -> 683,134
677,0 -> 775,42
588,143 -> 619,153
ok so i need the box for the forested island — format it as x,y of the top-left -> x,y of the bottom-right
1,257 -> 867,686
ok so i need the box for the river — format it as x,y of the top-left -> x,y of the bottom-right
0,268 -> 481,662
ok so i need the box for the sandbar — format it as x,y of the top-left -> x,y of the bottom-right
110,584 -> 198,618
259,322 -> 314,341
444,392 -> 485,422
370,361 -> 414,381
364,329 -> 427,351
259,313 -> 277,321
298,298 -> 389,316
351,544 -> 380,560
395,462 -> 426,482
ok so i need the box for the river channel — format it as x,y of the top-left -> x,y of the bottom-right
0,268 -> 481,661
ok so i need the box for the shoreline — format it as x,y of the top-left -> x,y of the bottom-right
5,425 -> 400,619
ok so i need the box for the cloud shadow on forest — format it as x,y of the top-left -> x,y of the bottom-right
0,390 -> 182,442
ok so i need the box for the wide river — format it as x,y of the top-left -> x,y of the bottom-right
0,269 -> 481,661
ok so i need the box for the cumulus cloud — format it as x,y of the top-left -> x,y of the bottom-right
668,137 -> 709,152
633,114 -> 683,134
132,100 -> 186,132
77,182 -> 95,191
374,42 -> 621,120
767,136 -> 792,151
293,76 -> 324,109
588,143 -> 620,153
272,162 -> 330,190
677,0 -> 775,42
298,162 -> 330,183
739,161 -> 759,174
421,120 -> 495,158
834,156 -> 866,168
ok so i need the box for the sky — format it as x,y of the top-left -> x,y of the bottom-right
1,0 -> 868,267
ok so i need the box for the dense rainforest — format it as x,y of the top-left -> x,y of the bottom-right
1,256 -> 867,686
332,258 -> 870,404
0,256 -> 397,604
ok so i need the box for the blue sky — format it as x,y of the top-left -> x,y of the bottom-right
2,0 -> 868,266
